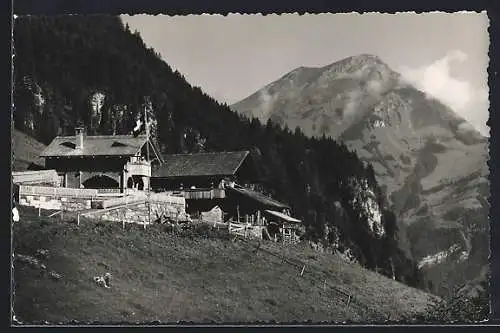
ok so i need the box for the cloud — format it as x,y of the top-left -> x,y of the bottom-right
257,88 -> 276,121
344,90 -> 363,117
366,79 -> 384,95
399,50 -> 489,136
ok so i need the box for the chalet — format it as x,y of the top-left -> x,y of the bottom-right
151,150 -> 259,197
151,151 -> 302,243
151,150 -> 289,217
40,127 -> 163,193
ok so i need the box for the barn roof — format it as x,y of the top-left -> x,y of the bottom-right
40,135 -> 149,158
226,185 -> 290,210
152,151 -> 250,178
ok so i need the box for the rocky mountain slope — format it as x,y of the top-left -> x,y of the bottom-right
231,54 -> 490,297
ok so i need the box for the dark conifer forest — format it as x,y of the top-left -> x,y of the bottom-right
13,15 -> 424,288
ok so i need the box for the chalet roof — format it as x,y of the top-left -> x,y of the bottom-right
226,185 -> 290,210
152,151 -> 250,178
265,210 -> 301,223
40,135 -> 149,158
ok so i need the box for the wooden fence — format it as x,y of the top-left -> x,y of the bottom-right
80,197 -> 187,227
93,196 -> 145,209
78,200 -> 148,228
80,200 -> 145,217
12,170 -> 60,185
228,221 -> 252,237
97,188 -> 122,194
228,221 -> 264,239
19,185 -> 99,198
181,188 -> 226,200
235,236 -> 357,309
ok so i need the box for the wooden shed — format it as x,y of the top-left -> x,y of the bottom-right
263,209 -> 302,244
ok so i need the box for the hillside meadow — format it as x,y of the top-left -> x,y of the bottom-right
12,206 -> 438,324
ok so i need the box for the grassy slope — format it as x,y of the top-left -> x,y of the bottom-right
13,206 -> 439,324
12,129 -> 47,171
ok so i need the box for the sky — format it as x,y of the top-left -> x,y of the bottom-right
121,12 -> 490,136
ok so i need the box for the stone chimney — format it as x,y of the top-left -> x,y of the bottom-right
75,127 -> 85,149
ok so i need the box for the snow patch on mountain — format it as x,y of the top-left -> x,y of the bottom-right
418,244 -> 469,269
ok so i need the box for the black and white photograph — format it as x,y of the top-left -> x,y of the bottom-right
10,11 -> 491,324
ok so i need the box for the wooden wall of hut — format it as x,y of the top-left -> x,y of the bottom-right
185,198 -> 227,217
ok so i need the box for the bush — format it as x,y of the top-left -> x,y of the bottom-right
414,290 -> 489,323
162,222 -> 230,241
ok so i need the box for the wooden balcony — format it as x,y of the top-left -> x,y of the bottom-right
126,161 -> 151,177
180,188 -> 226,200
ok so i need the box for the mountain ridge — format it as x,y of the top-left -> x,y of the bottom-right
231,54 -> 489,297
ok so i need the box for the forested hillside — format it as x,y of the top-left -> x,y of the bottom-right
13,15 -> 423,288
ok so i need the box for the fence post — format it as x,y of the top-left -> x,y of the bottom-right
347,295 -> 351,307
77,213 -> 80,226
38,206 -> 41,217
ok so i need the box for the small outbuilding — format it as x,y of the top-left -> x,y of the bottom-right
263,209 -> 302,244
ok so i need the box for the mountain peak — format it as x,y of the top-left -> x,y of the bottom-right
324,54 -> 388,69
348,53 -> 384,63
231,52 -> 489,301
316,54 -> 400,88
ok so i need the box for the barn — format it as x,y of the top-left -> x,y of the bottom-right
151,150 -> 259,213
151,150 -> 258,191
151,151 -> 302,242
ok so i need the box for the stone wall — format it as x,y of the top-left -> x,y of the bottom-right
18,185 -> 187,224
88,198 -> 187,225
19,194 -> 92,211
98,202 -> 149,224
18,185 -> 98,211
201,206 -> 223,223
62,197 -> 92,211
